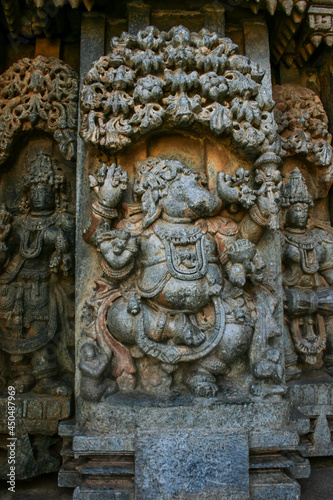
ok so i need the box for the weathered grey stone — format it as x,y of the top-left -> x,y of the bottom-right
73,487 -> 133,500
135,428 -> 249,500
250,471 -> 301,500
76,395 -> 291,435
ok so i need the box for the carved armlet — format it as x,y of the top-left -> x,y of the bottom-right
248,204 -> 268,228
84,202 -> 119,245
92,201 -> 118,220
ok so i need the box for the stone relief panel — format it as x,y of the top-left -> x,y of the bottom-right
273,84 -> 333,378
0,151 -> 75,395
0,139 -> 76,478
79,26 -> 284,402
0,55 -> 77,479
281,167 -> 333,374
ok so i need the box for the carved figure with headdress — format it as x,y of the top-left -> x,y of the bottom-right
83,156 -> 283,397
0,153 -> 74,395
282,167 -> 333,374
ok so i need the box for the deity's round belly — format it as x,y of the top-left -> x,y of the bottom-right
155,277 -> 210,312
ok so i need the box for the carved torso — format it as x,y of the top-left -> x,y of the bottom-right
136,220 -> 222,312
282,228 -> 333,289
0,211 -> 74,353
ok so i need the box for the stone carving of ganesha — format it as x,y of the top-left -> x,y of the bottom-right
82,156 -> 283,398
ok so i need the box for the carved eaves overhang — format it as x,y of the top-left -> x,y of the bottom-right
1,1 -> 333,69
270,0 -> 333,67
0,0 -> 102,39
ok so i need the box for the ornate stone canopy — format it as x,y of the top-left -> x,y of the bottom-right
80,25 -> 279,160
0,55 -> 78,164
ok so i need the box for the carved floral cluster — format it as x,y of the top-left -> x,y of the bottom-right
81,25 -> 279,157
273,84 -> 333,168
0,56 -> 78,164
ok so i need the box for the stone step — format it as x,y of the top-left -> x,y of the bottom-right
73,486 -> 134,500
250,471 -> 301,500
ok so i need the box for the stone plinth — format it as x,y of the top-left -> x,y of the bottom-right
61,393 -> 303,499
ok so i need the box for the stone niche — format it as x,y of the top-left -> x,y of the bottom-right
0,56 -> 77,480
66,24 -> 310,500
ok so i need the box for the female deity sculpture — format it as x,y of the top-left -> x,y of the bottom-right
282,167 -> 333,372
0,153 -> 75,394
83,156 -> 283,397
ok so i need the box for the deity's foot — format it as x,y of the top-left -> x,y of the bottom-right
33,378 -> 72,396
250,382 -> 286,398
174,317 -> 206,347
285,363 -> 302,381
101,380 -> 118,401
187,372 -> 218,397
12,374 -> 35,393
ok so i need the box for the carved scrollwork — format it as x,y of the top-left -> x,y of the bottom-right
273,84 -> 332,168
81,25 -> 279,158
0,56 -> 78,165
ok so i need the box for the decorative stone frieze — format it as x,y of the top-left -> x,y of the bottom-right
0,56 -> 78,164
80,25 -> 279,159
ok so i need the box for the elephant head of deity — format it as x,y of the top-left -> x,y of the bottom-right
133,157 -> 220,228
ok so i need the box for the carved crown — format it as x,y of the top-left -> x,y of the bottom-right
281,167 -> 314,207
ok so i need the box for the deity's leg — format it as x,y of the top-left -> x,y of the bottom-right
32,345 -> 71,396
107,297 -> 205,347
10,353 -> 35,393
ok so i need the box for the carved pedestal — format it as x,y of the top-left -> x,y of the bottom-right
0,394 -> 71,480
57,393 -> 306,499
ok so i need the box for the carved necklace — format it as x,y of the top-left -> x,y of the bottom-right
154,225 -> 208,280
23,212 -> 58,231
285,230 -> 319,274
19,213 -> 58,259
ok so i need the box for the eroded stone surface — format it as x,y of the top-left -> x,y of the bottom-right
135,429 -> 249,500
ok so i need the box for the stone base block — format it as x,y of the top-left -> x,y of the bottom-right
73,486 -> 133,500
58,394 -> 306,499
0,394 -> 72,480
250,471 -> 301,499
